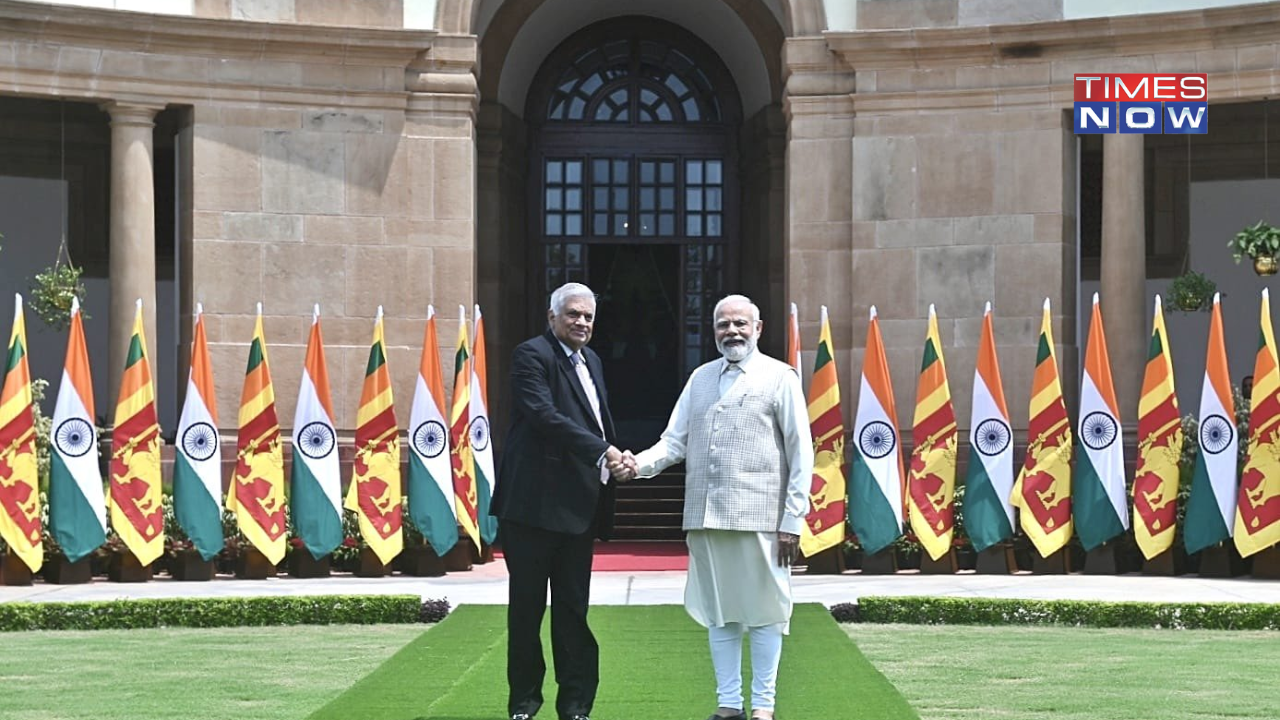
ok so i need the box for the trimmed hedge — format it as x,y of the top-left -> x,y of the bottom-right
836,596 -> 1280,630
0,595 -> 450,632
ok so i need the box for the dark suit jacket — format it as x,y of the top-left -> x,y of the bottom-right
493,329 -> 617,538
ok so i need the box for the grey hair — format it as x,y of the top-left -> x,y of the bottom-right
713,294 -> 760,323
549,282 -> 597,316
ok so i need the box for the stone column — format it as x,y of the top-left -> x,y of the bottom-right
1100,133 -> 1147,422
103,101 -> 162,408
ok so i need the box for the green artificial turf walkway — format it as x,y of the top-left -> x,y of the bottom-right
309,604 -> 917,720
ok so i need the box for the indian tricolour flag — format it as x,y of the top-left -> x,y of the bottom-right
290,305 -> 342,561
173,304 -> 224,561
848,305 -> 903,555
48,297 -> 106,563
1184,292 -> 1237,555
963,302 -> 1014,552
1074,293 -> 1128,551
471,304 -> 498,545
408,305 -> 458,555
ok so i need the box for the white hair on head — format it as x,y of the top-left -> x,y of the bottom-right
549,282 -> 597,316
713,294 -> 760,323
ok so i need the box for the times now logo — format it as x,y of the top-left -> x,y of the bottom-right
1073,73 -> 1207,134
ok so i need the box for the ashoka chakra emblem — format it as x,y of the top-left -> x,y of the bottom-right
470,416 -> 491,452
1199,414 -> 1234,455
974,418 -> 1011,457
296,421 -> 336,460
858,420 -> 896,460
413,420 -> 447,458
1080,411 -> 1118,451
55,418 -> 95,458
181,422 -> 219,462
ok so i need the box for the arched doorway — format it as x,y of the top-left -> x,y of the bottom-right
525,17 -> 744,450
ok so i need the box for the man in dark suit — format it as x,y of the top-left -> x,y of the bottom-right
493,282 -> 634,720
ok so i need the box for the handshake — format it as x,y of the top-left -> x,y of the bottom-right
604,446 -> 639,483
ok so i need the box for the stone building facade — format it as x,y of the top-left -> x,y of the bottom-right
1,0 -> 1279,449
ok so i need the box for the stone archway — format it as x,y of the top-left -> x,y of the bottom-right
435,0 -> 830,38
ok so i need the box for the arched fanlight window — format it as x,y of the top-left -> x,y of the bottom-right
546,38 -> 722,124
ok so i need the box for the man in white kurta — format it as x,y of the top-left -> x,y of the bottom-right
628,295 -> 813,720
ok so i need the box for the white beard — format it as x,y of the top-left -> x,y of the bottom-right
719,338 -> 755,362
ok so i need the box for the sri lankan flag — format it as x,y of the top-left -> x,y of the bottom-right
345,306 -> 404,565
1235,288 -> 1280,557
1133,295 -> 1183,560
49,296 -> 105,563
1011,298 -> 1073,558
108,299 -> 164,566
786,302 -> 801,370
450,305 -> 480,552
907,304 -> 957,561
226,304 -> 286,564
0,295 -> 42,572
800,305 -> 846,557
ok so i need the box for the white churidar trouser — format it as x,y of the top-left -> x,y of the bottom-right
708,621 -> 785,712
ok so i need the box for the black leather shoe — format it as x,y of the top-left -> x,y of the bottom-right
510,714 -> 532,720
706,714 -> 747,720
564,715 -> 590,720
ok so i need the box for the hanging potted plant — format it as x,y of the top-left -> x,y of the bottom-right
1167,270 -> 1217,312
28,238 -> 88,330
1229,220 -> 1280,276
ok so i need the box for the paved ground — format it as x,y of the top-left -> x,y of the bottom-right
4,561 -> 1280,606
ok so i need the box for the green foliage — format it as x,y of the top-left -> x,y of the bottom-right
28,263 -> 88,330
0,595 -> 440,632
853,596 -> 1280,630
1166,270 -> 1217,312
31,378 -> 51,488
1229,220 -> 1280,262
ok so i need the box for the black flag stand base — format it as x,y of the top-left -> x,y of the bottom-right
975,545 -> 1015,574
802,546 -> 846,575
1251,545 -> 1280,579
1196,543 -> 1247,578
1083,544 -> 1116,575
1031,547 -> 1070,574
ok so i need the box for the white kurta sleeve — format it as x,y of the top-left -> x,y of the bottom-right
777,368 -> 814,535
633,374 -> 695,478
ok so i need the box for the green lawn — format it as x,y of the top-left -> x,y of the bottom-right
851,623 -> 1280,720
0,624 -> 423,720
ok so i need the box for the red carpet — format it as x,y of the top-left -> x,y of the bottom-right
493,541 -> 689,571
591,541 -> 688,571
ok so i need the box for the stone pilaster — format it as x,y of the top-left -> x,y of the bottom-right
1100,133 -> 1146,422
103,100 -> 163,409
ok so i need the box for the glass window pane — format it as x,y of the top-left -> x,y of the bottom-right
546,188 -> 563,211
659,214 -> 674,236
565,188 -> 582,211
707,214 -> 722,237
640,162 -> 655,184
707,161 -> 722,185
594,188 -> 609,210
641,88 -> 658,105
569,97 -> 586,119
594,214 -> 608,235
660,188 -> 675,210
548,268 -> 564,288
706,188 -> 721,211
661,162 -> 675,184
613,187 -> 629,210
687,215 -> 702,236
546,244 -> 562,264
566,214 -> 582,236
640,213 -> 655,236
581,73 -> 603,95
640,188 -> 655,211
682,98 -> 699,121
546,214 -> 562,236
595,104 -> 614,122
686,349 -> 702,370
613,214 -> 628,236
546,161 -> 562,183
687,189 -> 702,211
565,243 -> 582,265
566,162 -> 582,184
665,75 -> 688,95
686,160 -> 702,185
593,159 -> 609,182
657,105 -> 672,121
685,294 -> 702,314
614,159 -> 629,180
